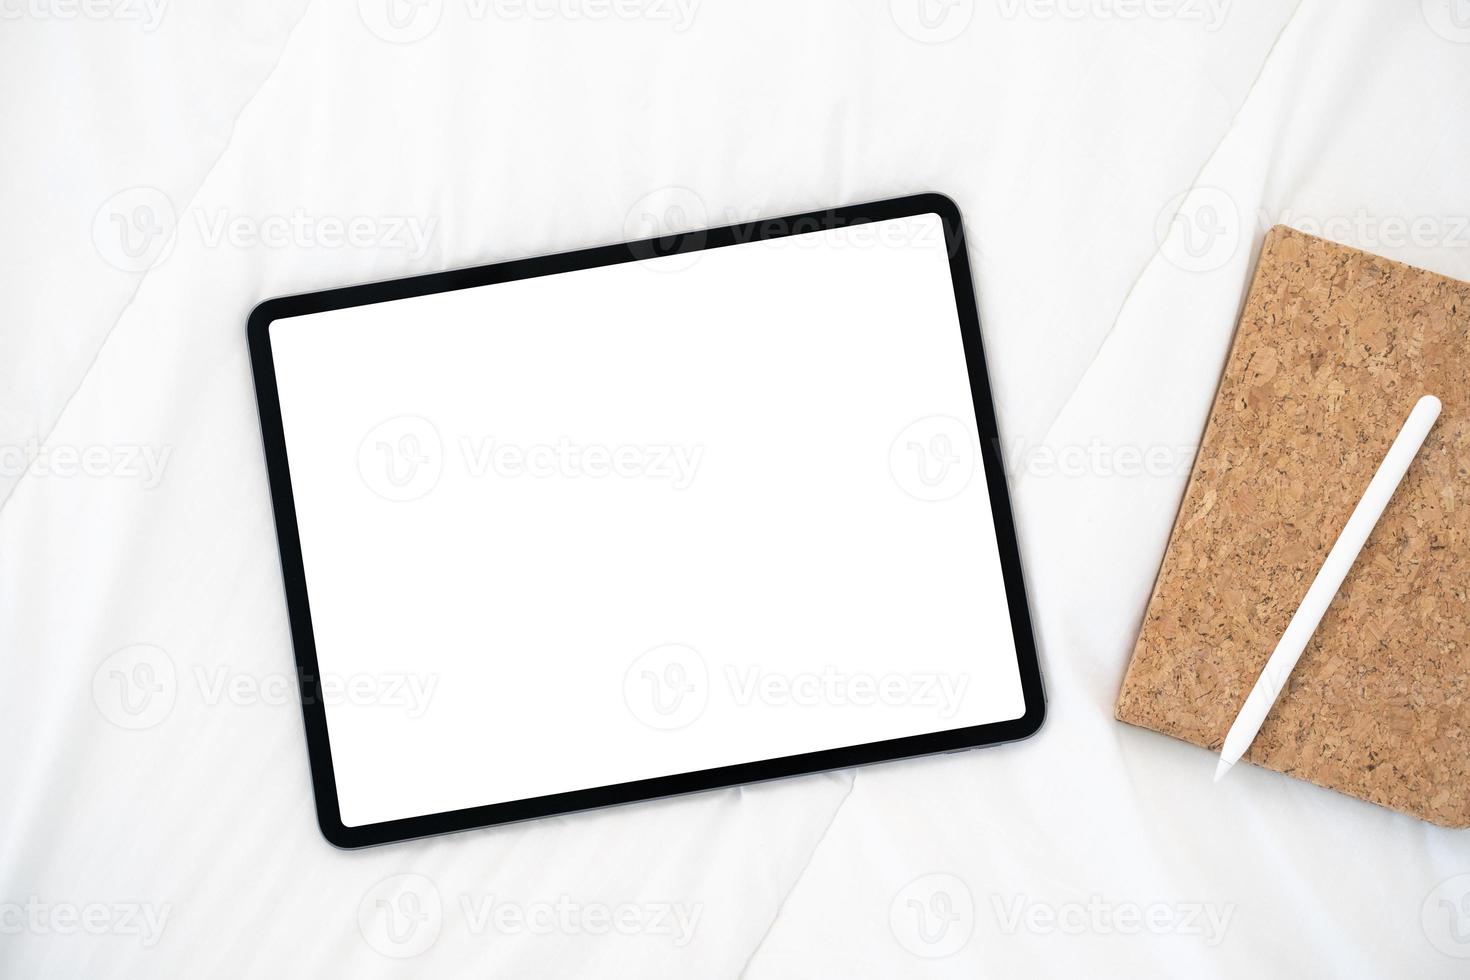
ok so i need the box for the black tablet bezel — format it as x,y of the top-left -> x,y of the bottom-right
248,193 -> 1045,848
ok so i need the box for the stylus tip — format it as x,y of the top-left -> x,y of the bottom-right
1213,758 -> 1233,783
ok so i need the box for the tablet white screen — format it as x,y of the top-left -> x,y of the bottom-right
268,211 -> 1026,827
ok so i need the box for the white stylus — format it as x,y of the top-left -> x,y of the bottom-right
1215,394 -> 1442,782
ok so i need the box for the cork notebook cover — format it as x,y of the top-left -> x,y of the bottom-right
1116,225 -> 1470,827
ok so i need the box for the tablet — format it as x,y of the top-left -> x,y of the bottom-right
249,194 -> 1044,848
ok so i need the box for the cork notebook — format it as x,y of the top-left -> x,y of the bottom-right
1116,225 -> 1470,827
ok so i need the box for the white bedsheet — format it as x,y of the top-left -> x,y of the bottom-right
3,1 -> 1469,975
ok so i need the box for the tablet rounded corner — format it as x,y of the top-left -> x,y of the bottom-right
1012,692 -> 1047,742
316,808 -> 366,850
914,191 -> 962,224
246,296 -> 287,351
